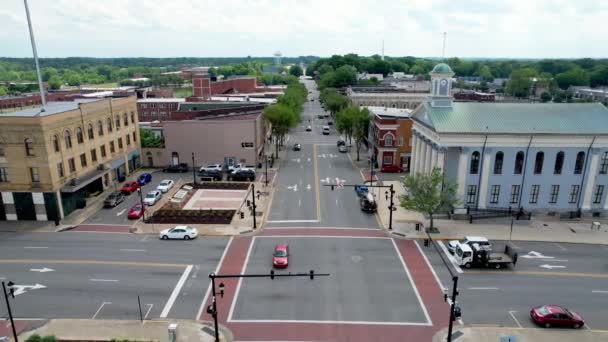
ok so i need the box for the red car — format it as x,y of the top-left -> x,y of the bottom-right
272,244 -> 289,268
530,305 -> 584,329
127,203 -> 144,220
381,164 -> 404,173
121,181 -> 140,194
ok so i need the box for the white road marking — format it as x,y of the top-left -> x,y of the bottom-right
263,226 -> 380,231
554,243 -> 567,251
196,237 -> 233,320
542,259 -> 568,262
414,240 -> 447,295
24,246 -> 48,249
468,287 -> 500,290
335,198 -> 339,205
229,318 -> 431,325
30,267 -> 54,273
521,251 -> 554,259
0,277 -> 5,280
90,279 -> 119,282
508,311 -> 522,328
10,283 -> 46,296
120,249 -> 146,252
437,241 -> 464,274
92,302 -> 111,319
227,236 -> 256,321
298,199 -> 302,207
591,290 -> 608,294
265,219 -> 320,223
160,264 -> 193,318
144,304 -> 153,320
306,184 -> 311,190
116,209 -> 126,216
539,264 -> 566,269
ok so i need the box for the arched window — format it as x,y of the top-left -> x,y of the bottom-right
384,134 -> 394,147
24,138 -> 34,156
123,112 -> 128,126
534,151 -> 544,174
554,151 -> 565,174
574,151 -> 585,174
64,130 -> 72,149
87,124 -> 94,140
493,151 -> 504,174
97,120 -> 104,136
76,127 -> 84,144
514,151 -> 525,174
52,135 -> 60,152
107,118 -> 113,133
131,112 -> 135,124
470,151 -> 480,174
115,116 -> 121,130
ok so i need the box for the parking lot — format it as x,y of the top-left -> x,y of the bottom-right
228,236 -> 431,325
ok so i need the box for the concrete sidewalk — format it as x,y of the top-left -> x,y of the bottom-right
433,326 -> 608,342
19,319 -> 231,342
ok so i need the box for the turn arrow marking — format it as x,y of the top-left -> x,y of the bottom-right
10,283 -> 46,296
30,267 -> 54,273
539,264 -> 566,269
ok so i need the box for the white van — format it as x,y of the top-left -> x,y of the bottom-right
322,126 -> 330,135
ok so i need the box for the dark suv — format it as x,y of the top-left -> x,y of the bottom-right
163,163 -> 189,173
199,168 -> 222,181
230,169 -> 256,181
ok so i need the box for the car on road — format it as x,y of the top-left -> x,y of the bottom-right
200,164 -> 223,173
104,191 -> 125,208
137,173 -> 152,185
447,236 -> 491,254
199,168 -> 222,181
143,190 -> 162,206
120,181 -> 140,194
230,169 -> 256,181
327,120 -> 333,125
381,164 -> 404,173
354,185 -> 369,197
337,139 -> 346,147
228,163 -> 256,174
273,244 -> 289,268
306,125 -> 312,131
127,203 -> 144,219
530,305 -> 584,329
159,225 -> 199,240
317,114 -> 324,119
163,163 -> 189,173
156,179 -> 175,193
360,192 -> 377,213
338,144 -> 347,153
293,143 -> 302,151
322,126 -> 330,135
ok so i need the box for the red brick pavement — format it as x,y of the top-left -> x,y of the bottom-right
0,320 -> 35,339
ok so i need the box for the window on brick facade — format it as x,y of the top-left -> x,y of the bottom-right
549,185 -> 559,204
467,185 -> 477,204
118,138 -> 123,150
30,167 -> 40,183
80,153 -> 87,168
384,134 -> 393,147
115,116 -> 121,130
0,167 -> 9,182
91,148 -> 97,162
110,141 -> 115,153
107,118 -> 113,133
87,124 -> 94,140
52,135 -> 60,152
57,162 -> 64,178
131,111 -> 135,124
98,120 -> 104,136
132,131 -> 137,143
593,185 -> 604,204
600,152 -> 608,174
490,185 -> 500,204
493,151 -> 504,174
100,145 -> 107,158
529,185 -> 540,204
398,136 -> 404,146
123,112 -> 128,126
126,134 -> 131,146
569,185 -> 580,203
68,158 -> 76,173
76,127 -> 84,144
554,151 -> 565,175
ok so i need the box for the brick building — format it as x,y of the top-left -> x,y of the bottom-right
367,106 -> 414,172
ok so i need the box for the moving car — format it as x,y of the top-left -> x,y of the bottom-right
137,173 -> 152,185
327,120 -> 333,126
143,190 -> 162,206
317,114 -> 324,119
156,179 -> 175,193
306,125 -> 312,132
199,168 -> 222,181
163,163 -> 188,173
293,143 -> 302,151
104,191 -> 125,208
337,139 -> 346,147
120,181 -> 140,194
530,305 -> 584,329
322,126 -> 330,135
360,192 -> 377,213
273,244 -> 289,268
447,236 -> 491,254
338,144 -> 347,153
159,225 -> 199,240
127,203 -> 144,219
354,185 -> 369,197
381,164 -> 404,173
230,169 -> 256,181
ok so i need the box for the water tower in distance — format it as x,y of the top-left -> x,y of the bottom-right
273,51 -> 282,66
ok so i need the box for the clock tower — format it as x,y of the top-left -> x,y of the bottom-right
429,63 -> 454,108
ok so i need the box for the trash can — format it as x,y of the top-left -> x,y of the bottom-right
168,323 -> 178,342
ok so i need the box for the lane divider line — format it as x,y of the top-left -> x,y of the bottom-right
160,264 -> 193,318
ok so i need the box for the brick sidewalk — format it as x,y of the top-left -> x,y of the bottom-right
433,326 -> 608,342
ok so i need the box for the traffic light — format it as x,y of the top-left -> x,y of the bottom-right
424,238 -> 429,247
246,200 -> 251,207
330,185 -> 334,191
453,306 -> 462,320
309,270 -> 314,280
270,269 -> 275,280
240,212 -> 245,219
206,304 -> 216,316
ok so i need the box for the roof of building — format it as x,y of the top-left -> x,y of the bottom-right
0,99 -> 100,117
431,63 -> 453,74
366,106 -> 412,118
137,98 -> 186,103
414,101 -> 608,134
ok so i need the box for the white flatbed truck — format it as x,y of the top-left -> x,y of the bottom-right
453,242 -> 518,269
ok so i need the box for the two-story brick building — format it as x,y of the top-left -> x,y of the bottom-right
367,107 -> 414,172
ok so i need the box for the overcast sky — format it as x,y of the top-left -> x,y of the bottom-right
1,0 -> 607,59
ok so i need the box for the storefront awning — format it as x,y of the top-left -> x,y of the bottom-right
61,169 -> 105,193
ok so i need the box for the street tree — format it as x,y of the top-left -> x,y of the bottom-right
263,104 -> 297,158
139,128 -> 164,148
399,167 -> 459,230
289,65 -> 303,77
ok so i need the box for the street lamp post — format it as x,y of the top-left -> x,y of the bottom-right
385,184 -> 395,230
137,188 -> 145,221
2,281 -> 18,342
192,152 -> 197,185
265,156 -> 269,187
251,183 -> 257,229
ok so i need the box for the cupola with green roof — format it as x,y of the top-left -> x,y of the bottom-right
429,62 -> 455,108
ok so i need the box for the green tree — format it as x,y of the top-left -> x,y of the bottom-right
336,106 -> 355,145
317,64 -> 334,75
399,168 -> 459,230
42,67 -> 58,82
555,67 -> 590,89
506,68 -> 537,98
48,75 -> 63,90
0,85 -> 7,96
475,65 -> 493,81
352,107 -> 370,161
540,91 -> 552,102
263,104 -> 297,158
139,128 -> 164,148
590,66 -> 608,87
324,91 -> 348,115
289,65 -> 303,77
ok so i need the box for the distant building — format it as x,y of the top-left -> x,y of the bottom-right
358,73 -> 384,81
347,85 -> 427,110
367,107 -> 414,172
453,90 -> 496,102
137,98 -> 185,121
569,87 -> 608,105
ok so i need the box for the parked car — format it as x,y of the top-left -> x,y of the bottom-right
360,193 -> 377,213
306,125 -> 312,132
120,181 -> 140,194
322,126 -> 330,135
228,163 -> 256,174
137,173 -> 152,185
199,168 -> 222,181
127,203 -> 144,219
338,145 -> 347,153
293,143 -> 302,151
273,244 -> 289,268
381,164 -> 404,173
104,191 -> 125,208
199,164 -> 223,173
159,225 -> 199,240
163,163 -> 188,173
530,305 -> 584,329
230,169 -> 256,181
447,236 -> 491,254
156,179 -> 175,193
337,139 -> 346,147
143,190 -> 162,206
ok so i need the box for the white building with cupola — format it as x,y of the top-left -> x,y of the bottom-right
411,63 -> 608,217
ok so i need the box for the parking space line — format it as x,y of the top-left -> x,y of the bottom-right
144,304 -> 153,320
265,220 -> 320,223
227,237 -> 255,321
508,311 -> 522,328
436,241 -> 464,274
160,264 -> 193,318
119,249 -> 146,252
24,246 -> 48,249
264,226 -> 379,231
414,240 -> 447,293
197,237 -> 233,320
0,259 -> 185,268
92,302 -> 111,319
391,239 -> 432,325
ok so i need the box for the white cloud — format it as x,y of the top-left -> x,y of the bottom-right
1,0 -> 607,58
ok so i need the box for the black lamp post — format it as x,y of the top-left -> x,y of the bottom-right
384,184 -> 395,230
264,156 -> 269,187
2,281 -> 18,342
137,188 -> 145,221
192,152 -> 197,185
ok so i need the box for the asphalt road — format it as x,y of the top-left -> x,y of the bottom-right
0,232 -> 230,320
418,238 -> 608,330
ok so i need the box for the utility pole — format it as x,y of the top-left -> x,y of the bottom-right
192,152 -> 197,184
388,184 -> 395,230
446,276 -> 459,342
265,156 -> 269,187
2,281 -> 18,342
23,0 -> 46,111
137,188 -> 145,221
251,183 -> 257,229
